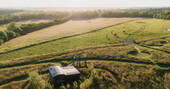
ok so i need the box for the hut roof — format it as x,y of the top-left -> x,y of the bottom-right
48,66 -> 80,78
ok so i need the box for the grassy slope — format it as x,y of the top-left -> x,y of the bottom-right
0,19 -> 170,60
0,43 -> 170,88
0,18 -> 137,52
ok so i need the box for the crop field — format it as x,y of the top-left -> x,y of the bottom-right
0,19 -> 170,61
0,18 -> 138,52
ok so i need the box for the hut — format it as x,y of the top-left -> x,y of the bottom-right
48,66 -> 80,84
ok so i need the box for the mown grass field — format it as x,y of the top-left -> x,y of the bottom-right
0,19 -> 170,61
0,18 -> 137,52
0,18 -> 170,89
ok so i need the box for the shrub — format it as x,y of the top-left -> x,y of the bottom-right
45,82 -> 53,89
73,81 -> 78,89
0,39 -> 3,45
66,83 -> 71,89
0,31 -> 8,41
134,46 -> 141,54
80,65 -> 99,89
59,84 -> 66,89
164,73 -> 170,89
5,30 -> 17,40
28,72 -> 46,89
7,22 -> 23,33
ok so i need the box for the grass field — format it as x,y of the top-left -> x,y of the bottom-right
0,46 -> 169,89
141,37 -> 170,53
0,18 -> 138,52
0,19 -> 170,60
0,18 -> 170,89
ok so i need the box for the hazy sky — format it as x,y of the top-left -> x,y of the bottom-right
0,0 -> 170,8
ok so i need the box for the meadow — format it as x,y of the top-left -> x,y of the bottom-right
0,8 -> 170,89
0,18 -> 137,52
0,19 -> 170,61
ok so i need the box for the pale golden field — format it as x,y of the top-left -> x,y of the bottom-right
0,25 -> 7,30
0,18 -> 139,52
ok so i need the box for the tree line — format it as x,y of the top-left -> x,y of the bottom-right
71,8 -> 170,19
0,8 -> 170,26
154,10 -> 170,20
0,12 -> 70,25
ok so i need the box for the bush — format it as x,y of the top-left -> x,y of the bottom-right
7,22 -> 23,33
0,39 -> 3,45
0,31 -> 8,41
80,65 -> 99,89
28,72 -> 46,89
5,30 -> 17,40
45,82 -> 53,89
59,84 -> 66,89
73,81 -> 78,89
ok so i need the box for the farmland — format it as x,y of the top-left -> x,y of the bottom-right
0,8 -> 170,89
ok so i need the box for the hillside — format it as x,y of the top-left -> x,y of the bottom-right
0,43 -> 170,89
0,19 -> 170,61
0,16 -> 170,89
0,18 -> 138,52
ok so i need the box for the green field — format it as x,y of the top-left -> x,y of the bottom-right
0,44 -> 170,89
0,19 -> 170,61
0,18 -> 170,89
0,18 -> 136,52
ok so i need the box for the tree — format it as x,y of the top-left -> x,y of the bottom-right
7,22 -> 22,33
5,30 -> 17,40
0,39 -> 3,45
0,31 -> 8,41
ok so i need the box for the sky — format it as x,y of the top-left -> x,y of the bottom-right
0,0 -> 170,8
